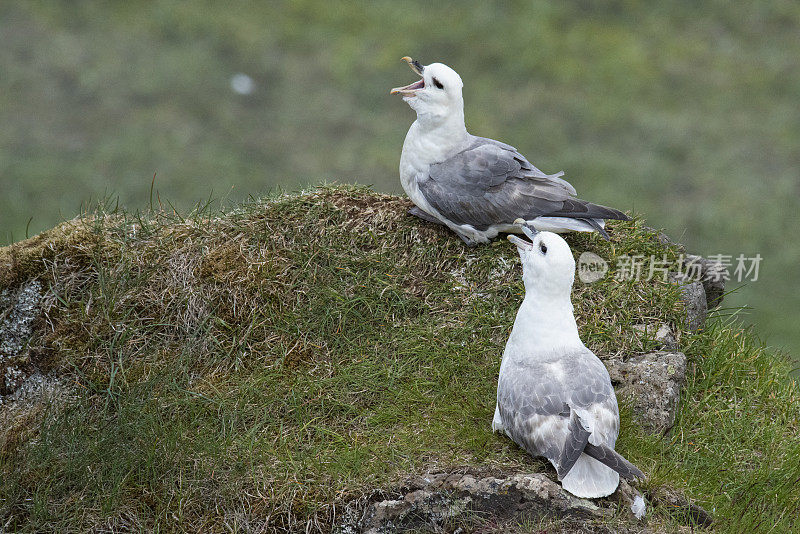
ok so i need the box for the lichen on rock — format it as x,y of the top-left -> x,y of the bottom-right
606,351 -> 687,434
0,280 -> 42,399
336,472 -> 641,534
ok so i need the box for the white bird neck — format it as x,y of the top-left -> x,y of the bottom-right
402,110 -> 470,166
416,104 -> 468,136
507,293 -> 584,356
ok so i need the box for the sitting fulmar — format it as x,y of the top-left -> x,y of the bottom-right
391,57 -> 630,246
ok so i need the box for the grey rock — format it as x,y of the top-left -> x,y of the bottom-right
648,486 -> 713,528
644,226 -> 725,310
366,498 -> 413,531
0,372 -> 71,422
0,281 -> 42,399
654,324 -> 678,350
669,273 -> 707,332
632,323 -> 678,351
336,470 -> 709,533
337,472 -> 623,533
682,254 -> 725,309
606,352 -> 687,434
644,226 -> 685,253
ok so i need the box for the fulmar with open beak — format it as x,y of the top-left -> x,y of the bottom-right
495,222 -> 645,503
391,57 -> 630,246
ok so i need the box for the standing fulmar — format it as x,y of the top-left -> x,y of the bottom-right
391,57 -> 630,246
494,223 -> 644,499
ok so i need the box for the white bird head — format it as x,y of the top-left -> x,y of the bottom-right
508,224 -> 576,297
391,57 -> 464,126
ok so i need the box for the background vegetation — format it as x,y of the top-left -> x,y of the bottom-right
1,1 -> 798,357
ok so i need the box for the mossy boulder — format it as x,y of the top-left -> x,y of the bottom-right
0,186 -> 797,533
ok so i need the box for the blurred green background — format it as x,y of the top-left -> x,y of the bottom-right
1,1 -> 798,362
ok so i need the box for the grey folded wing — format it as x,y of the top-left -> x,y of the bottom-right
497,353 -> 618,475
421,137 -> 629,231
557,408 -> 592,479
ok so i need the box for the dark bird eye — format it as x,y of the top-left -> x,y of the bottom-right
432,77 -> 444,89
539,242 -> 548,255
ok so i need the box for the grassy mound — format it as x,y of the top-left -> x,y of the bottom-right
1,185 -> 798,532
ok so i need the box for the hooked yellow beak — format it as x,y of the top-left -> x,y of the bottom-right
390,57 -> 425,95
508,220 -> 539,249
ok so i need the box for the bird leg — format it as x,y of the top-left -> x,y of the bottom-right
408,206 -> 444,226
408,206 -> 478,246
455,232 -> 479,247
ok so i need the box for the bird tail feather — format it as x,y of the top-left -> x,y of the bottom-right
583,442 -> 644,480
579,218 -> 610,240
529,216 -> 608,239
545,199 -> 631,223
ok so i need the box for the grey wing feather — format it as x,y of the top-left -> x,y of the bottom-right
497,349 -> 618,473
556,409 -> 591,479
496,371 -> 568,464
422,137 -> 629,231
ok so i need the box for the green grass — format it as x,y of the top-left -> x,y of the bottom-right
1,1 -> 799,357
1,186 -> 798,532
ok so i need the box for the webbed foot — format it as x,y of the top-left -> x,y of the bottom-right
456,232 -> 479,247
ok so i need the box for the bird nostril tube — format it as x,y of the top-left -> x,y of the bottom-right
521,225 -> 539,241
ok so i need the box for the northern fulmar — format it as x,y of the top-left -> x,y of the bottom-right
494,223 -> 644,499
391,57 -> 630,246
